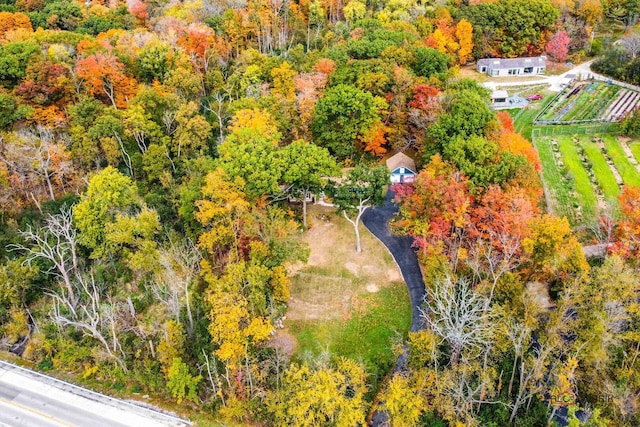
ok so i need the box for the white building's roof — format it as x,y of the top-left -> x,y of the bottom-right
491,90 -> 509,99
478,56 -> 547,69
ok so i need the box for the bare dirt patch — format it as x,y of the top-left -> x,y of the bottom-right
526,281 -> 555,310
366,284 -> 380,293
270,329 -> 297,357
284,205 -> 403,324
387,268 -> 402,281
345,262 -> 359,275
304,220 -> 336,266
617,136 -> 640,174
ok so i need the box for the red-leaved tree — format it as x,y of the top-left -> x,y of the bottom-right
546,30 -> 571,62
392,155 -> 472,262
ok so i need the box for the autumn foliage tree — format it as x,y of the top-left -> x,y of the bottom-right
294,70 -> 329,138
546,30 -> 571,62
178,23 -> 230,72
455,19 -> 474,64
15,61 -> 72,108
127,0 -> 148,24
74,54 -> 136,109
522,215 -> 589,283
393,155 -> 472,261
361,121 -> 387,157
0,129 -> 79,211
613,186 -> 640,263
312,84 -> 387,159
408,84 -> 442,146
267,358 -> 369,427
0,11 -> 32,40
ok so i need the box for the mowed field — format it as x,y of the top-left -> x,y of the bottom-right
517,83 -> 640,225
278,205 -> 411,390
535,134 -> 640,224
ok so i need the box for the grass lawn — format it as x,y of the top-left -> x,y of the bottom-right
534,137 -> 579,223
579,138 -> 620,200
630,140 -> 640,167
603,135 -> 640,187
532,123 -> 621,139
503,108 -> 521,118
515,94 -> 555,139
558,136 -> 598,220
288,285 -> 409,383
283,205 -> 411,392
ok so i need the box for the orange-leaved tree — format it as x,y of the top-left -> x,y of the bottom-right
0,11 -> 31,40
613,186 -> 640,263
393,155 -> 472,261
74,53 -> 136,109
361,121 -> 387,157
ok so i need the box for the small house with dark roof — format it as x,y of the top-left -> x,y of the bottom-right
477,56 -> 547,77
386,152 -> 416,184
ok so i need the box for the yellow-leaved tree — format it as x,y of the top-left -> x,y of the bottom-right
381,374 -> 428,426
522,215 -> 589,284
267,358 -> 369,427
195,166 -> 305,415
455,19 -> 474,65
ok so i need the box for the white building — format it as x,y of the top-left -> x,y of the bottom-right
477,56 -> 547,77
490,89 -> 508,103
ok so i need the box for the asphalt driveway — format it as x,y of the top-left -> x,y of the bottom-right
363,189 -> 426,426
362,189 -> 426,332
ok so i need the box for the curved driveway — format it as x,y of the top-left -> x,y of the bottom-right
363,192 -> 579,427
362,189 -> 426,332
363,189 -> 426,426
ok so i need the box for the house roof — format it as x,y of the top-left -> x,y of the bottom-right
491,90 -> 509,99
386,152 -> 416,173
478,56 -> 547,69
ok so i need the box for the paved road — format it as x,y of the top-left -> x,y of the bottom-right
0,360 -> 190,427
362,189 -> 426,332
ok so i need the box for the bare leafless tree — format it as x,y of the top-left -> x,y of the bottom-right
437,360 -> 508,424
589,202 -> 618,247
508,343 -> 552,423
466,222 -> 528,310
420,275 -> 493,366
203,91 -> 230,143
620,33 -> 640,60
151,237 -> 201,332
0,129 -> 78,206
12,205 -> 80,310
51,274 -> 126,369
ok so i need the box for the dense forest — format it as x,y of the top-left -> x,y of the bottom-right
0,0 -> 640,425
